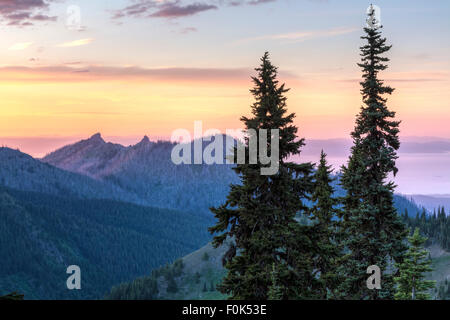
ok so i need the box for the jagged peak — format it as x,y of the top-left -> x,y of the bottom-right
135,135 -> 152,148
88,133 -> 105,143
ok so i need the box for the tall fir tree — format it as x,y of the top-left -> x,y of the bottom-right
394,228 -> 436,300
338,6 -> 407,299
267,263 -> 283,300
209,52 -> 314,300
310,150 -> 341,299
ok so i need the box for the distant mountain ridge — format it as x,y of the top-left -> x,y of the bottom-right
41,133 -> 136,179
0,134 -> 426,299
407,194 -> 450,214
1,134 -> 424,218
42,133 -> 238,216
41,133 -> 424,217
0,147 -> 141,204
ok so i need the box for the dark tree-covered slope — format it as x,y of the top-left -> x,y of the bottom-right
0,147 -> 141,204
0,187 -> 211,299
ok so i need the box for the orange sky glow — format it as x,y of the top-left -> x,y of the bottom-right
0,0 -> 449,159
0,66 -> 448,146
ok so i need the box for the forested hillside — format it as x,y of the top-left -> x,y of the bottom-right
0,138 -> 426,299
106,243 -> 228,300
402,207 -> 450,250
107,239 -> 450,300
0,147 -> 141,204
107,194 -> 429,301
0,187 -> 212,299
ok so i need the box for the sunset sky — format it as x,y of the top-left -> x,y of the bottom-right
0,0 -> 449,194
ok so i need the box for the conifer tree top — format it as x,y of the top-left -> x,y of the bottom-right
242,52 -> 303,160
351,4 -> 400,172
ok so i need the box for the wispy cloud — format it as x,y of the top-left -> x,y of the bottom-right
338,71 -> 449,84
237,27 -> 358,44
219,0 -> 277,6
248,0 -> 276,5
0,64 -> 296,84
0,0 -> 57,26
150,2 -> 218,18
112,0 -> 277,20
113,0 -> 218,20
179,26 -> 198,33
8,42 -> 33,51
56,38 -> 94,48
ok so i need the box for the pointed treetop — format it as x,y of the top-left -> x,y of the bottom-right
141,135 -> 150,144
366,4 -> 381,30
135,135 -> 151,148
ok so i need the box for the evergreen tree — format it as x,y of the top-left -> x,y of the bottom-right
268,263 -> 283,300
166,275 -> 178,294
194,272 -> 201,284
310,151 -> 341,299
338,6 -> 407,299
402,210 -> 450,251
394,228 -> 436,300
209,52 -> 314,299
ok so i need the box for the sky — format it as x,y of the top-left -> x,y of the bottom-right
0,0 -> 449,194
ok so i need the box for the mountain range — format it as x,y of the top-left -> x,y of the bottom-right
0,133 -> 425,299
42,133 -> 238,216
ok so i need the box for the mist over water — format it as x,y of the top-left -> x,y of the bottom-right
295,138 -> 450,195
1,136 -> 449,195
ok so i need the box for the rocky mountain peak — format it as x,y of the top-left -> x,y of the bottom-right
88,133 -> 105,144
141,135 -> 150,144
134,135 -> 152,149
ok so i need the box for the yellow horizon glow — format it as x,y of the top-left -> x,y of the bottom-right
0,67 -> 449,142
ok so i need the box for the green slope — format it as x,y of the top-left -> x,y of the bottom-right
107,240 -> 450,300
0,187 -> 212,299
427,245 -> 450,299
107,242 -> 229,300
